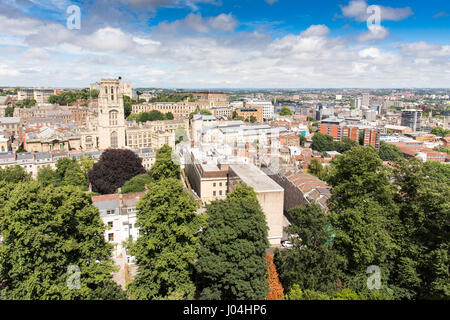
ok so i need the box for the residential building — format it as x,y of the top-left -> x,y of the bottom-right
92,191 -> 144,260
237,106 -> 263,123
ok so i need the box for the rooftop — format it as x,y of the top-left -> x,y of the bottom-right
230,163 -> 283,193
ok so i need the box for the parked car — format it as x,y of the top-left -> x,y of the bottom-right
281,240 -> 294,248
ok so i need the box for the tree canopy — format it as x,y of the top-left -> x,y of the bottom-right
277,203 -> 344,295
0,182 -> 123,299
127,178 -> 202,300
121,173 -> 152,194
196,183 -> 269,300
150,145 -> 180,181
88,149 -> 146,194
379,141 -> 403,161
279,107 -> 293,116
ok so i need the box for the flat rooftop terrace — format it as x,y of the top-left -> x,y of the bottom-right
230,164 -> 283,193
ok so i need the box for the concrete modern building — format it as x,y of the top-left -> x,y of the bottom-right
401,109 -> 422,132
184,149 -> 285,246
246,99 -> 274,120
228,163 -> 284,245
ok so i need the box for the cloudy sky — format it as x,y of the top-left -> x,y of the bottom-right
0,0 -> 449,88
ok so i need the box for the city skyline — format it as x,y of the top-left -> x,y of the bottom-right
0,0 -> 449,88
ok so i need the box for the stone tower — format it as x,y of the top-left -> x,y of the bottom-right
97,78 -> 126,149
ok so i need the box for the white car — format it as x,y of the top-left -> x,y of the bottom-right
281,240 -> 294,248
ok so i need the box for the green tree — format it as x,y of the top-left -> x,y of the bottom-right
298,134 -> 307,147
121,173 -> 152,193
277,203 -> 344,295
5,106 -> 14,117
15,143 -> 27,153
283,284 -> 330,300
311,133 -> 335,152
0,165 -> 31,184
0,182 -> 121,300
150,145 -> 180,181
279,107 -> 292,116
308,159 -> 325,177
166,112 -> 174,120
15,98 -> 36,108
391,159 -> 450,299
326,146 -> 397,211
332,289 -> 363,300
199,109 -> 212,115
325,147 -> 399,293
431,126 -> 450,137
379,141 -> 403,161
123,95 -> 133,118
334,137 -> 358,153
196,184 -> 270,300
56,158 -> 88,190
37,166 -> 61,187
127,178 -> 202,300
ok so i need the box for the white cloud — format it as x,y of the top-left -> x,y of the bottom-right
300,25 -> 330,38
399,42 -> 450,58
357,25 -> 389,42
153,13 -> 238,34
340,0 -> 413,22
0,12 -> 449,88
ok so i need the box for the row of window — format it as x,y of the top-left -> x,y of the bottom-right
212,182 -> 227,187
212,190 -> 227,196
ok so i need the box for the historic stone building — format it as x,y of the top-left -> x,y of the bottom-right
79,78 -> 187,151
97,79 -> 126,149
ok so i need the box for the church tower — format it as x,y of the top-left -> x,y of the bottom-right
97,78 -> 126,149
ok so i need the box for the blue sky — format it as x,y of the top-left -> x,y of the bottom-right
0,0 -> 449,88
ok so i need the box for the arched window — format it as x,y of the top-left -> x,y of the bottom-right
109,110 -> 118,126
110,131 -> 118,148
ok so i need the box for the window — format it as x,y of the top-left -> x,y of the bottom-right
213,183 -> 216,187
106,209 -> 115,215
109,110 -> 118,126
107,221 -> 113,228
110,131 -> 118,148
219,182 -> 222,187
213,191 -> 216,196
219,190 -> 222,196
108,233 -> 114,241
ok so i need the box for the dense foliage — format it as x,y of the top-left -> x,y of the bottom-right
48,89 -> 98,105
0,182 -> 123,299
431,126 -> 450,137
88,149 -> 146,194
196,184 -> 269,300
311,133 -> 358,153
121,173 -> 152,193
379,141 -> 403,161
276,146 -> 449,300
128,110 -> 174,122
150,145 -> 181,181
127,178 -> 202,300
279,107 -> 293,116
